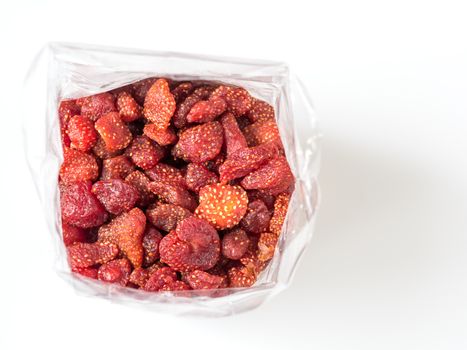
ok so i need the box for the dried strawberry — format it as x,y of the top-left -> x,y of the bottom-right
221,112 -> 247,156
72,266 -> 98,279
195,183 -> 248,230
186,97 -> 227,123
92,179 -> 140,215
67,242 -> 118,268
159,280 -> 191,291
210,85 -> 253,116
132,78 -> 157,105
142,225 -> 163,266
143,78 -> 176,129
101,155 -> 135,180
116,91 -> 142,122
143,124 -> 178,146
125,135 -> 164,170
80,93 -> 117,121
257,232 -> 278,262
159,217 -> 220,272
185,163 -> 218,193
246,98 -> 275,123
203,153 -> 226,173
146,203 -> 192,232
98,208 -> 146,267
228,265 -> 256,288
269,193 -> 290,236
172,121 -> 223,163
221,229 -> 249,260
143,267 -> 178,291
129,267 -> 149,287
60,181 -> 108,228
92,136 -> 122,159
59,148 -> 99,184
94,112 -> 132,152
243,119 -> 282,148
173,86 -> 214,128
171,82 -> 194,103
247,190 -> 275,210
62,222 -> 88,247
98,258 -> 132,285
148,181 -> 197,211
240,200 -> 271,234
66,115 -> 98,152
218,142 -> 279,183
145,163 -> 186,187
184,270 -> 224,289
124,170 -> 155,207
59,100 -> 80,149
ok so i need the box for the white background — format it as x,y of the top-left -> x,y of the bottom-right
1,0 -> 466,349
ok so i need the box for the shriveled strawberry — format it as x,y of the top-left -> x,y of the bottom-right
94,112 -> 132,152
143,78 -> 176,129
80,93 -> 117,121
221,112 -> 247,156
240,200 -> 271,234
59,148 -> 99,184
145,163 -> 186,187
125,135 -> 164,170
246,98 -> 275,122
247,190 -> 275,210
185,163 -> 218,193
143,124 -> 178,146
269,193 -> 291,236
184,270 -> 224,289
72,266 -> 98,279
243,119 -> 283,148
98,258 -> 132,285
66,115 -> 97,152
143,267 -> 178,291
218,142 -> 279,183
92,136 -> 122,159
172,121 -> 223,163
195,183 -> 248,230
92,179 -> 140,215
148,182 -> 197,211
132,77 -> 157,105
210,85 -> 253,116
60,181 -> 108,228
101,155 -> 135,180
67,242 -> 118,268
146,203 -> 192,232
257,232 -> 278,262
173,86 -> 215,128
62,223 -> 88,247
159,280 -> 191,291
129,267 -> 149,287
142,225 -> 163,266
186,97 -> 227,123
159,217 -> 220,272
171,82 -> 194,102
228,265 -> 257,288
221,229 -> 249,260
116,91 -> 142,122
124,170 -> 155,207
98,208 -> 146,267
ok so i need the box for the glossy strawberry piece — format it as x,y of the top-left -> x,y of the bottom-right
101,155 -> 135,180
143,267 -> 178,291
210,85 -> 253,116
143,78 -> 176,128
148,182 -> 197,212
185,163 -> 218,193
125,135 -> 164,170
67,242 -> 118,268
116,91 -> 142,122
240,200 -> 271,234
221,112 -> 247,156
184,270 -> 224,289
186,97 -> 227,123
62,223 -> 88,247
59,148 -> 99,184
143,124 -> 177,146
124,170 -> 155,207
94,112 -> 132,152
142,226 -> 163,266
221,228 -> 250,260
79,93 -> 117,121
92,179 -> 140,215
146,203 -> 192,232
98,258 -> 132,285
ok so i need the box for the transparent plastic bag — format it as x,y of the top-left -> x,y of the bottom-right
23,42 -> 320,316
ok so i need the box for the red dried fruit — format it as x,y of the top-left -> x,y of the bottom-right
159,280 -> 191,291
143,124 -> 178,146
72,266 -> 98,279
185,163 -> 218,193
172,121 -> 223,163
94,112 -> 132,152
186,97 -> 227,123
62,222 -> 87,247
92,136 -> 122,159
173,86 -> 214,129
195,183 -> 248,230
132,77 -> 157,105
92,179 -> 140,215
203,153 -> 226,173
247,190 -> 275,210
142,226 -> 163,266
59,100 -> 81,149
240,200 -> 271,234
98,258 -> 132,285
60,181 -> 108,228
246,98 -> 275,123
125,135 -> 164,170
143,266 -> 178,291
257,232 -> 278,262
98,208 -> 146,267
146,203 -> 192,232
228,265 -> 256,288
129,267 -> 149,287
66,115 -> 98,152
101,155 -> 134,180
59,148 -> 99,184
116,91 -> 142,122
244,119 -> 282,148
221,229 -> 250,260
171,82 -> 194,103
148,181 -> 197,211
145,163 -> 186,187
239,238 -> 266,274
221,112 -> 247,156
80,93 -> 117,121
218,142 -> 279,183
124,170 -> 155,207
159,217 -> 220,272
184,270 -> 224,289
269,193 -> 290,236
210,85 -> 253,116
67,242 -> 118,268
143,78 -> 176,129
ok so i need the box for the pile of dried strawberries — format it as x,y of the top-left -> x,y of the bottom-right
59,78 -> 294,292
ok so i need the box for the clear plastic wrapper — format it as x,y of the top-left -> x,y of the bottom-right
23,42 -> 320,316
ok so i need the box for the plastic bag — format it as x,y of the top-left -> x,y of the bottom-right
23,42 -> 320,316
